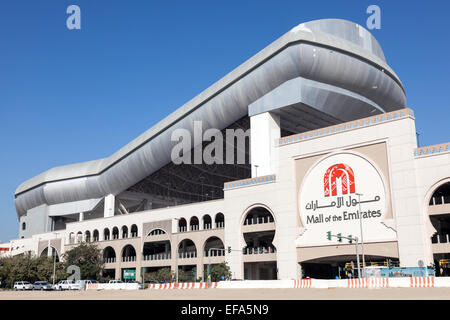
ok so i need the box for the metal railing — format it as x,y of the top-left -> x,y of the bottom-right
178,251 -> 197,259
243,247 -> 276,255
244,216 -> 274,226
204,249 -> 225,257
216,222 -> 224,229
177,222 -> 224,232
143,253 -> 171,261
432,234 -> 450,244
149,229 -> 165,236
103,257 -> 116,263
430,196 -> 450,206
122,256 -> 136,262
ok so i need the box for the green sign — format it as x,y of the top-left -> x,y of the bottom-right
123,269 -> 136,280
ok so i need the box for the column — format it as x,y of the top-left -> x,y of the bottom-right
79,212 -> 84,222
47,240 -> 52,257
250,112 -> 280,177
197,263 -> 204,281
104,194 -> 115,218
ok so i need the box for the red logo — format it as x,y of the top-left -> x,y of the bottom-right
324,163 -> 355,197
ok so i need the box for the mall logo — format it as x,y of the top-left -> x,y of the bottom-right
324,163 -> 355,197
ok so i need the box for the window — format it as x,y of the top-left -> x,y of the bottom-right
22,222 -> 26,231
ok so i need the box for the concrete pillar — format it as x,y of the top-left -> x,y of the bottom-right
79,212 -> 84,222
250,112 -> 280,177
104,194 -> 115,218
197,263 -> 204,281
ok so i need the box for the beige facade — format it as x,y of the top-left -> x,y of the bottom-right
6,108 -> 450,280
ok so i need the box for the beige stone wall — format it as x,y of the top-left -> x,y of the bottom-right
64,228 -> 225,280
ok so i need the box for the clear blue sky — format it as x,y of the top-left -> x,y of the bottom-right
0,0 -> 449,242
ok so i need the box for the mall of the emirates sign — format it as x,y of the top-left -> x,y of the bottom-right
297,153 -> 396,246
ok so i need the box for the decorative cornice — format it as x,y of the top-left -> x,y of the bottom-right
414,142 -> 450,157
277,108 -> 414,147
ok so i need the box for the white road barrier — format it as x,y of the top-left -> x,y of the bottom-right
87,277 -> 450,290
86,283 -> 140,290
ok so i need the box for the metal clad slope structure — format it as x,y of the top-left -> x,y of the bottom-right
14,19 -> 406,220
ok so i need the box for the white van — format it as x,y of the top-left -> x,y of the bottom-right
14,281 -> 33,290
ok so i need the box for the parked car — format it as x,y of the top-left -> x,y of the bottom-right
54,280 -> 81,290
127,280 -> 144,289
76,280 -> 98,290
108,280 -> 123,284
32,281 -> 53,291
14,281 -> 33,290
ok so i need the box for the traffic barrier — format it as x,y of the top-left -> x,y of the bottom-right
410,277 -> 434,288
87,277 -> 450,291
217,280 -> 293,289
86,283 -> 98,290
147,282 -> 218,289
86,283 -> 140,290
347,278 -> 389,288
294,279 -> 311,288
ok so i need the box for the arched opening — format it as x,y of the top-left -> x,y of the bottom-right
178,239 -> 197,259
429,182 -> 450,205
40,247 -> 59,262
429,182 -> 450,244
85,231 -> 91,242
121,244 -> 136,262
93,230 -> 99,242
112,227 -> 119,240
204,236 -> 225,257
143,233 -> 171,261
104,228 -> 110,241
429,181 -> 450,276
242,206 -> 276,280
69,232 -> 75,244
203,215 -> 212,230
103,246 -> 116,263
122,226 -> 128,239
131,224 -> 138,237
148,228 -> 166,236
190,216 -> 199,231
243,206 -> 274,225
76,231 -> 83,243
215,212 -> 225,228
178,218 -> 187,232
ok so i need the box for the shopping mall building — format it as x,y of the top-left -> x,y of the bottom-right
2,19 -> 450,280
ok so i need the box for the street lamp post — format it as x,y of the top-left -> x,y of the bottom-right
207,247 -> 224,284
355,236 -> 361,278
355,193 -> 366,277
174,218 -> 180,284
52,233 -> 59,286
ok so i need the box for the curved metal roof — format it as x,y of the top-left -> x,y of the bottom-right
14,19 -> 406,217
